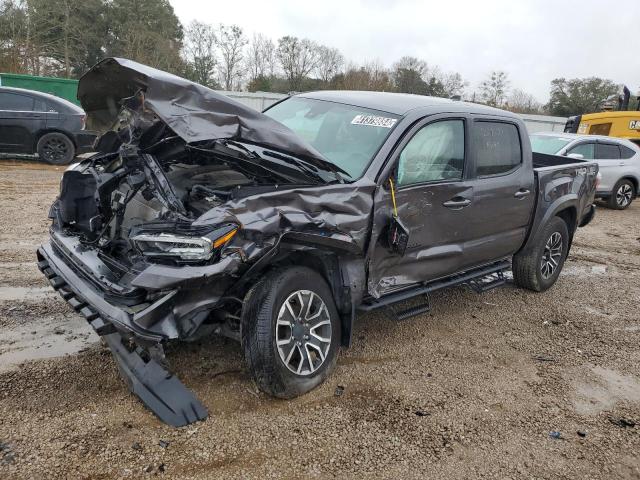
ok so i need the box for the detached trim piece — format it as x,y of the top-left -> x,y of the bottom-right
36,246 -> 208,427
102,333 -> 208,427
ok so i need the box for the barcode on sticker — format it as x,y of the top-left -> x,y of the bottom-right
351,115 -> 397,128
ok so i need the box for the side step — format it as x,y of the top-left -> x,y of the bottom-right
466,271 -> 506,293
360,260 -> 511,313
385,294 -> 431,321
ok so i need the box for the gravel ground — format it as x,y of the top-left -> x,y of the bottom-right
0,159 -> 639,479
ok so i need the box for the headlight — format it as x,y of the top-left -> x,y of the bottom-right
132,226 -> 238,262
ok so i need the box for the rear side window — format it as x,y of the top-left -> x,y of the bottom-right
589,123 -> 611,136
0,92 -> 35,111
567,143 -> 595,159
619,145 -> 637,159
397,120 -> 465,186
595,144 -> 620,159
473,122 -> 522,176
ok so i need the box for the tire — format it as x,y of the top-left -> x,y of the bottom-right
241,266 -> 341,399
607,179 -> 635,210
37,132 -> 75,165
513,216 -> 569,292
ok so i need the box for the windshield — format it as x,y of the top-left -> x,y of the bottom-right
264,97 -> 400,179
530,135 -> 572,155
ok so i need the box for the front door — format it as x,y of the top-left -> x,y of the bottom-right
0,91 -> 43,153
368,116 -> 475,296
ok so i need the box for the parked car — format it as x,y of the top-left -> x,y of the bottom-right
37,58 -> 598,427
0,86 -> 96,164
530,132 -> 639,209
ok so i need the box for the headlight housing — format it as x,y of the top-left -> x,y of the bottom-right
132,225 -> 238,262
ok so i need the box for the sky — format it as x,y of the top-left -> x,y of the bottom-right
170,0 -> 639,102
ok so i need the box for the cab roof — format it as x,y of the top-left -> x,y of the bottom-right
297,90 -> 516,118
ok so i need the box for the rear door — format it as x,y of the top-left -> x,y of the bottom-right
593,142 -> 622,194
0,91 -> 44,153
461,118 -> 535,269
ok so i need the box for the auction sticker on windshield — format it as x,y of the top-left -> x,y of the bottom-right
351,115 -> 397,128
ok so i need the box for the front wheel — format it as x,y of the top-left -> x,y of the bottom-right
241,266 -> 341,398
607,179 -> 635,210
513,216 -> 569,292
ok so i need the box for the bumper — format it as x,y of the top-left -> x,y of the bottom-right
36,242 -> 209,426
73,131 -> 97,154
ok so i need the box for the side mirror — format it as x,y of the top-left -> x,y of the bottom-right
567,153 -> 584,159
387,216 -> 410,255
385,175 -> 409,255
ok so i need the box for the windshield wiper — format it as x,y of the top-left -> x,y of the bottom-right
260,149 -> 331,184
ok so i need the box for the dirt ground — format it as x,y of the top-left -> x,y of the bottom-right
0,158 -> 639,479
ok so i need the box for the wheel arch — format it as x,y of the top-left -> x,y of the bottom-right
33,128 -> 77,151
235,234 -> 366,348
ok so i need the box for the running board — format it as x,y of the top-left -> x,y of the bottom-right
360,260 -> 511,312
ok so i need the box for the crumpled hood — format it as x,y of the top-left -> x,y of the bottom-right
78,57 -> 326,163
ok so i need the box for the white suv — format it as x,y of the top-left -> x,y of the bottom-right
531,132 -> 640,209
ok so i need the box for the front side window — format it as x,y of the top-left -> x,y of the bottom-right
473,122 -> 522,176
397,120 -> 464,186
595,143 -> 620,159
567,143 -> 595,159
264,97 -> 399,179
0,92 -> 35,111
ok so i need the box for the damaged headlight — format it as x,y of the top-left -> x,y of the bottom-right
132,225 -> 238,262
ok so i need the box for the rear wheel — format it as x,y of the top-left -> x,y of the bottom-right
37,132 -> 75,165
607,179 -> 635,210
513,216 -> 569,292
241,266 -> 341,398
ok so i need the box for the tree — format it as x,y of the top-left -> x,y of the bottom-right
107,0 -> 184,74
392,56 -> 429,94
547,77 -> 620,116
246,33 -> 276,83
440,72 -> 467,98
182,20 -> 218,87
315,45 -> 344,84
480,71 -> 509,107
506,88 -> 542,114
277,36 -> 319,91
217,24 -> 246,91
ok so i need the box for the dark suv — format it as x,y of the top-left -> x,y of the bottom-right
0,86 -> 96,164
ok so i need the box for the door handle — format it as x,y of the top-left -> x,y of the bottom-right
514,189 -> 531,199
443,197 -> 471,209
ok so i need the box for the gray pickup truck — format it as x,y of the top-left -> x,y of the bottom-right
37,58 -> 598,426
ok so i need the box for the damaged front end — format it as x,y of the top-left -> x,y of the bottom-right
37,58 -> 371,426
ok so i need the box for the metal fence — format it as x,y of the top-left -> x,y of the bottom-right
217,91 -> 567,134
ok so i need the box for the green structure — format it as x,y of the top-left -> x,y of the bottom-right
0,73 -> 80,105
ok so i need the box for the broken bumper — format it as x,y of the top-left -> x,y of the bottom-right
36,242 -> 209,427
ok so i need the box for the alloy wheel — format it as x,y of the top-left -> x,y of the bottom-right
616,184 -> 633,208
540,231 -> 563,279
42,137 -> 68,163
276,290 -> 332,376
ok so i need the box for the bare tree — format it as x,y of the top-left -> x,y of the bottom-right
440,72 -> 467,98
277,36 -> 319,91
246,32 -> 277,82
315,45 -> 344,83
506,88 -> 542,114
218,24 -> 246,91
183,20 -> 217,87
480,71 -> 509,107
